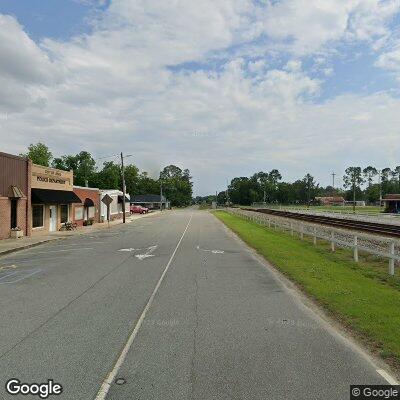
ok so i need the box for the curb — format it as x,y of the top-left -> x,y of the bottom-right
0,211 -> 164,257
0,237 -> 65,257
0,213 -> 163,257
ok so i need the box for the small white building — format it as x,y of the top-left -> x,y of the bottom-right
99,189 -> 130,222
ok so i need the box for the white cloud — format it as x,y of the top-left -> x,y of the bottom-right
0,15 -> 59,112
1,0 -> 400,194
376,43 -> 400,73
262,0 -> 399,55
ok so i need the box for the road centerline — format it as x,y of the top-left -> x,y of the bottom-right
94,213 -> 193,400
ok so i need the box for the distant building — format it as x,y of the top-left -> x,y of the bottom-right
315,196 -> 345,206
130,194 -> 170,210
99,189 -> 130,222
383,194 -> 400,213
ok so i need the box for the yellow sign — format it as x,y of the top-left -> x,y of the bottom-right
31,164 -> 73,191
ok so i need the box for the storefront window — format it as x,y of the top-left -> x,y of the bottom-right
60,205 -> 69,223
32,205 -> 44,228
75,206 -> 84,220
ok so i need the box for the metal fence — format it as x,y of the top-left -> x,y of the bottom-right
227,208 -> 400,276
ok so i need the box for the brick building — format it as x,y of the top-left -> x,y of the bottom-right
72,186 -> 100,227
30,164 -> 81,235
0,152 -> 31,240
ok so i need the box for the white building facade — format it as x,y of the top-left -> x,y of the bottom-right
99,189 -> 130,222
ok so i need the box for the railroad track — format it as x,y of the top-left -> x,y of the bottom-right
242,208 -> 400,238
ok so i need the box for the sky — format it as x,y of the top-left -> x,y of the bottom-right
0,0 -> 400,195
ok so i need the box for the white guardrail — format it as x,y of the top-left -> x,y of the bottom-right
227,208 -> 400,276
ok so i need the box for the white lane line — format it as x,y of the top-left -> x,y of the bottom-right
95,213 -> 193,400
377,369 -> 399,385
55,242 -> 105,247
0,270 -> 19,282
27,248 -> 94,255
0,269 -> 41,284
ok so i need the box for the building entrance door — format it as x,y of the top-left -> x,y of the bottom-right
49,205 -> 57,232
10,199 -> 18,229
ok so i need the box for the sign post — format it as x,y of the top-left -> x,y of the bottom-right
101,194 -> 113,228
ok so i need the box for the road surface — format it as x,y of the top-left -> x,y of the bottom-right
0,210 -> 388,399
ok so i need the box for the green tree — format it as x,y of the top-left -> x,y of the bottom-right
267,169 -> 282,202
52,151 -> 96,186
363,166 -> 378,189
302,173 -> 318,206
392,166 -> 400,192
94,161 -> 121,190
159,165 -> 193,207
343,167 -> 365,212
381,167 -> 392,195
136,172 -> 160,195
124,164 -> 140,196
252,172 -> 269,203
23,142 -> 52,166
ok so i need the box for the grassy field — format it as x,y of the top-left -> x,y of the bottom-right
214,210 -> 400,367
262,205 -> 385,214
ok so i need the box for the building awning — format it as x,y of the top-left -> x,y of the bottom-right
84,198 -> 95,207
118,195 -> 130,203
383,194 -> 400,201
8,186 -> 24,198
31,188 -> 82,204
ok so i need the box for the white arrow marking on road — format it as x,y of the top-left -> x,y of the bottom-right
118,248 -> 141,252
135,245 -> 158,260
196,245 -> 224,254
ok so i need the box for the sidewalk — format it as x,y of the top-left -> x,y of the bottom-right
0,211 -> 162,257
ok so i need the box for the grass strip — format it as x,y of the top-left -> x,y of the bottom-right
214,210 -> 400,367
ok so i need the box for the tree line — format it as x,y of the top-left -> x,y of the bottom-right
22,142 -> 193,207
195,166 -> 400,206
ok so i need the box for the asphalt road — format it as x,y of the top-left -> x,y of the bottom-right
0,209 -> 389,399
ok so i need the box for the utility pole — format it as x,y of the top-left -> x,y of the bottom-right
226,179 -> 230,206
160,181 -> 163,212
121,152 -> 126,223
331,172 -> 336,189
379,170 -> 382,207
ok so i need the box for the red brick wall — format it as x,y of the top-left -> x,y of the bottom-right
0,197 -> 28,239
72,187 -> 100,226
0,197 -> 10,239
0,153 -> 31,239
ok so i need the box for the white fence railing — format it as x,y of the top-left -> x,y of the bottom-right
227,208 -> 400,276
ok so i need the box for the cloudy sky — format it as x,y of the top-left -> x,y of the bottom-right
1,0 -> 400,195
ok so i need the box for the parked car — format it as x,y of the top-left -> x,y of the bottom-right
130,205 -> 149,214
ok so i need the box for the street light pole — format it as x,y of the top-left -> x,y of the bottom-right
121,152 -> 126,223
